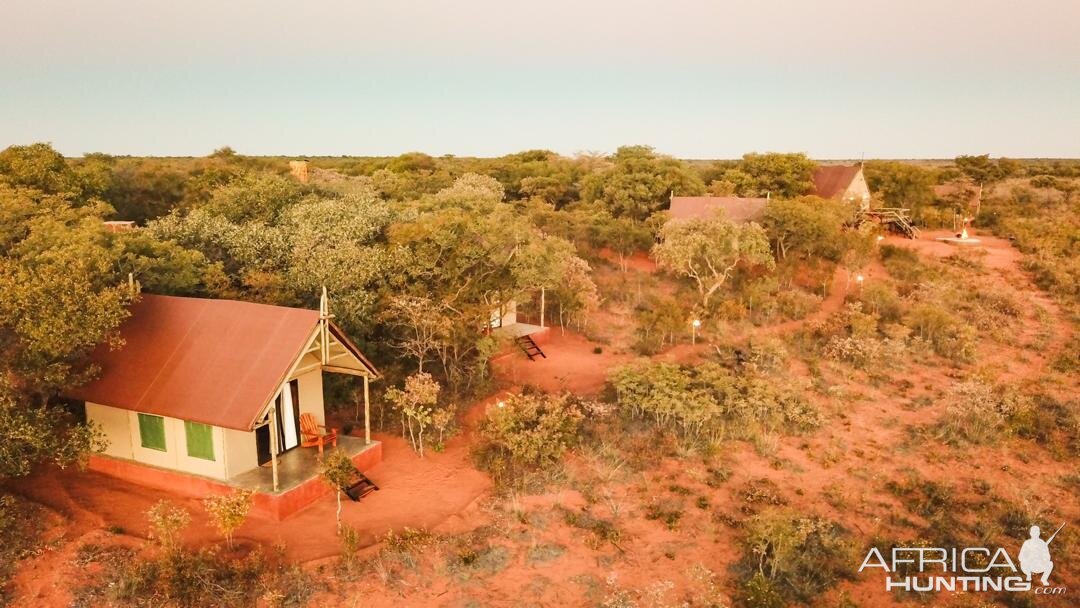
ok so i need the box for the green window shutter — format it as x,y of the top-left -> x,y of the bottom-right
185,421 -> 215,461
138,414 -> 166,451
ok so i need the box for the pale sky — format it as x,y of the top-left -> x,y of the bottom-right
2,0 -> 1079,158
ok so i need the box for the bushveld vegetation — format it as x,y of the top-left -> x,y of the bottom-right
73,501 -> 314,608
1,143 -> 1078,606
610,361 -> 821,450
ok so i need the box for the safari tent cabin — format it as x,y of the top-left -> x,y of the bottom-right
668,196 -> 770,224
812,164 -> 871,209
67,294 -> 381,518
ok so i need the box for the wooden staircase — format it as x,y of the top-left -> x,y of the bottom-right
517,334 -> 546,360
862,207 -> 920,239
342,466 -> 379,501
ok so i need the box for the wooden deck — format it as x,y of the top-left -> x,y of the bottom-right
228,435 -> 379,495
491,322 -> 545,338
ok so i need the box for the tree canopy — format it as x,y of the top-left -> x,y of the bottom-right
581,145 -> 705,221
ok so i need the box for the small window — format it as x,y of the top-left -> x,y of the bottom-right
138,413 -> 166,451
185,421 -> 215,461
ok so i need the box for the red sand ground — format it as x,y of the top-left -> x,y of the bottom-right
5,228 -> 1078,606
492,329 -> 635,395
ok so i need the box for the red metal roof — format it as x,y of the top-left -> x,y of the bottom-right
68,295 -> 375,431
668,196 -> 769,223
812,164 -> 863,199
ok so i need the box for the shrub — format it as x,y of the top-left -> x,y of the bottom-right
936,380 -> 1033,446
560,506 -> 623,550
202,489 -> 254,549
81,545 -> 315,608
384,372 -> 442,456
644,499 -> 685,530
858,282 -> 904,323
744,338 -> 788,374
474,393 -> 597,487
609,361 -> 821,447
319,448 -> 355,534
146,501 -> 190,555
0,494 -> 46,603
774,289 -> 821,321
880,244 -> 929,285
884,473 -> 966,547
905,302 -> 975,362
633,296 -> 688,355
737,509 -> 854,606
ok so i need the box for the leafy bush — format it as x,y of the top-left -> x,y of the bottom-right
818,304 -> 906,368
146,501 -> 191,555
83,546 -> 314,608
632,296 -> 688,355
879,244 -> 930,286
744,339 -> 788,374
609,361 -> 821,447
474,393 -> 601,487
0,494 -> 46,603
904,302 -> 976,362
857,282 -> 904,323
202,489 -> 254,549
384,372 -> 444,456
774,288 -> 822,321
736,510 -> 854,607
936,380 -> 1031,446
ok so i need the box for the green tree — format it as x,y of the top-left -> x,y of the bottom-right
954,154 -> 1017,186
591,214 -> 654,271
761,196 -> 852,262
653,216 -> 774,310
0,381 -> 105,478
0,169 -> 222,478
734,152 -> 817,198
863,160 -> 936,210
581,145 -> 705,221
0,143 -> 81,196
200,173 -> 304,223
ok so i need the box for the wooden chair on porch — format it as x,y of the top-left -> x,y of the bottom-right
299,413 -> 339,454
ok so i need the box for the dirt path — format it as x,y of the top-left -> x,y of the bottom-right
492,330 -> 634,396
758,264 -> 849,337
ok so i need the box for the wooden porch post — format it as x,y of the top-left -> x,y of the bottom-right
269,413 -> 279,492
363,375 -> 371,445
540,287 -> 546,328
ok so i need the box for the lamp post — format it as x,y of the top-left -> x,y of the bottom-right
691,319 -> 701,345
855,274 -> 865,295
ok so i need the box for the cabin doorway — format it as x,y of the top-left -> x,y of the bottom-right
256,379 -> 301,466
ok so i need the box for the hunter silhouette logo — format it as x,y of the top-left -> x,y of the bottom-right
1019,523 -> 1063,586
860,522 -> 1067,595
